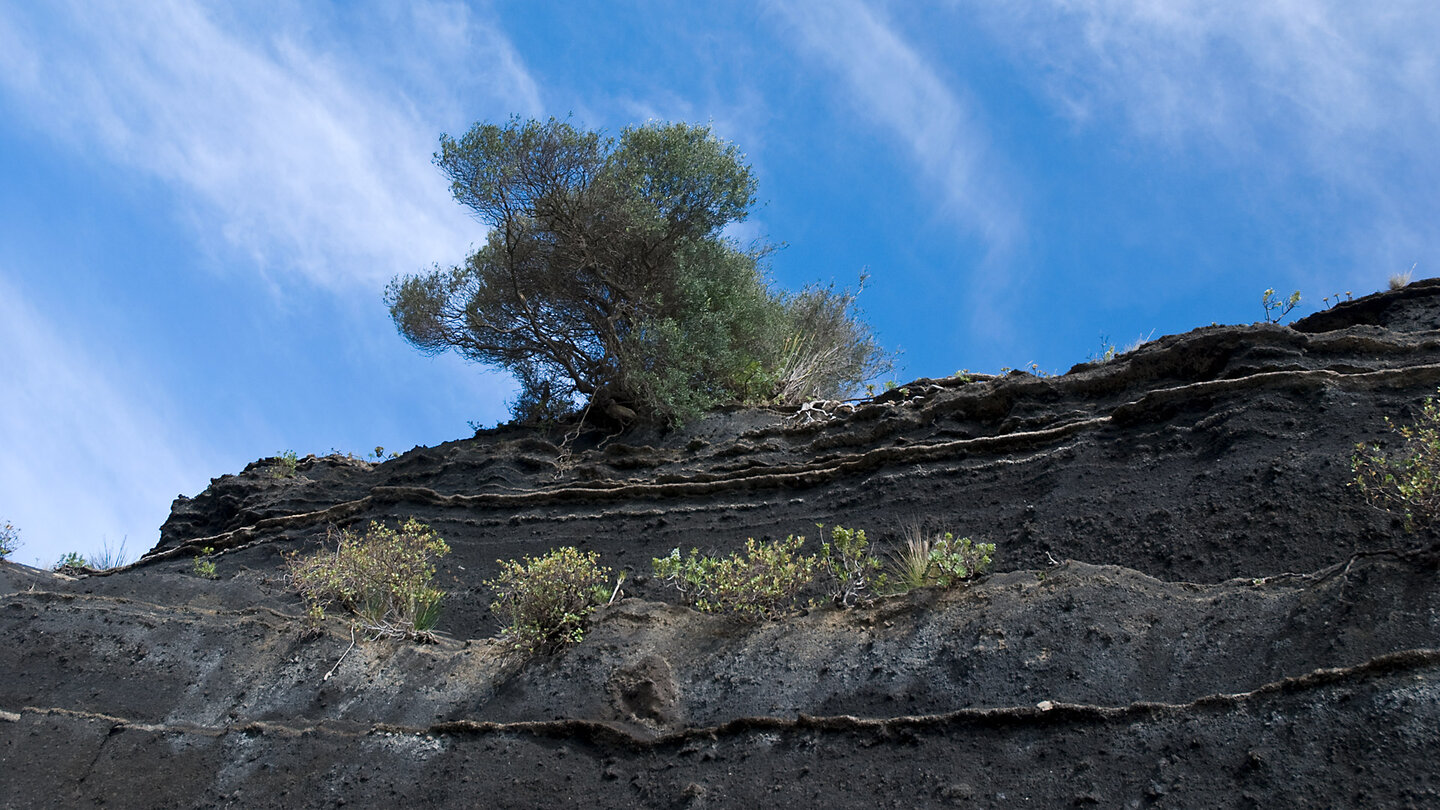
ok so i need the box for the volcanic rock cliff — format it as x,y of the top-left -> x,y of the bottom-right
6,283 -> 1440,808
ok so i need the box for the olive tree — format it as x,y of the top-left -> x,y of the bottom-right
387,116 -> 888,425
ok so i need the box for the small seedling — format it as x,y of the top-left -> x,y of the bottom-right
0,521 -> 18,559
53,552 -> 88,572
1261,289 -> 1302,324
271,450 -> 299,479
192,547 -> 219,579
1091,335 -> 1118,364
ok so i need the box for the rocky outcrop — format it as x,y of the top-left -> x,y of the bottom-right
5,282 -> 1440,807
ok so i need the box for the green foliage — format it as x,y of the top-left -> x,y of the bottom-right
286,518 -> 449,640
884,527 -> 995,592
1261,288 -> 1301,323
271,450 -> 299,479
653,535 -> 817,620
926,533 -> 996,587
1352,390 -> 1440,531
192,546 -> 219,580
0,520 -> 18,560
817,524 -> 882,607
387,116 -> 888,425
53,552 -> 87,572
486,547 -> 614,656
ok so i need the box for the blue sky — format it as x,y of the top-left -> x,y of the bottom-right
3,1 -> 1438,567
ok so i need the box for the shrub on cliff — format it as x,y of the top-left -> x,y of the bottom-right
884,527 -> 995,592
386,116 -> 888,425
486,547 -> 615,656
286,518 -> 449,640
0,520 -> 17,560
817,524 -> 883,607
653,535 -> 817,620
1353,389 -> 1440,530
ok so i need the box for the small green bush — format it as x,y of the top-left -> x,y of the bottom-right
1353,390 -> 1440,530
0,521 -> 18,560
53,552 -> 88,572
817,524 -> 882,607
884,527 -> 995,592
286,518 -> 449,640
653,535 -> 817,620
271,450 -> 299,479
486,547 -> 613,656
926,533 -> 996,586
192,546 -> 219,579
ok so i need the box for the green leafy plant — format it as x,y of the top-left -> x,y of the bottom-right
192,546 -> 219,580
286,518 -> 449,640
816,524 -> 882,607
926,533 -> 996,587
386,116 -> 889,426
883,526 -> 995,592
653,535 -> 817,620
271,450 -> 299,479
1352,390 -> 1440,531
486,547 -> 614,656
53,552 -> 88,572
0,520 -> 18,560
1261,288 -> 1301,323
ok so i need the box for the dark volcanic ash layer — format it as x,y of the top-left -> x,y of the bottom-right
5,282 -> 1440,808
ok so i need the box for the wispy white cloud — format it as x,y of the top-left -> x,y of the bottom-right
767,0 -> 1021,254
0,0 -> 541,291
0,274 -> 209,567
961,0 -> 1440,278
766,0 -> 1026,354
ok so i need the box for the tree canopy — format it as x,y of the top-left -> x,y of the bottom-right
386,116 -> 888,425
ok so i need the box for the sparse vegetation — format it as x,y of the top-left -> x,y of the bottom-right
286,518 -> 449,640
271,450 -> 299,479
1261,288 -> 1302,324
1390,264 -> 1416,290
1352,389 -> 1440,530
192,546 -> 219,580
883,526 -> 995,592
53,552 -> 88,573
1090,332 -> 1154,364
1091,335 -> 1118,364
1323,291 -> 1354,308
486,547 -> 614,656
816,524 -> 882,607
653,535 -> 817,620
0,520 -> 18,560
90,537 -> 130,570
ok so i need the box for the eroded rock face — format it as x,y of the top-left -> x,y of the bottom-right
5,282 -> 1440,808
